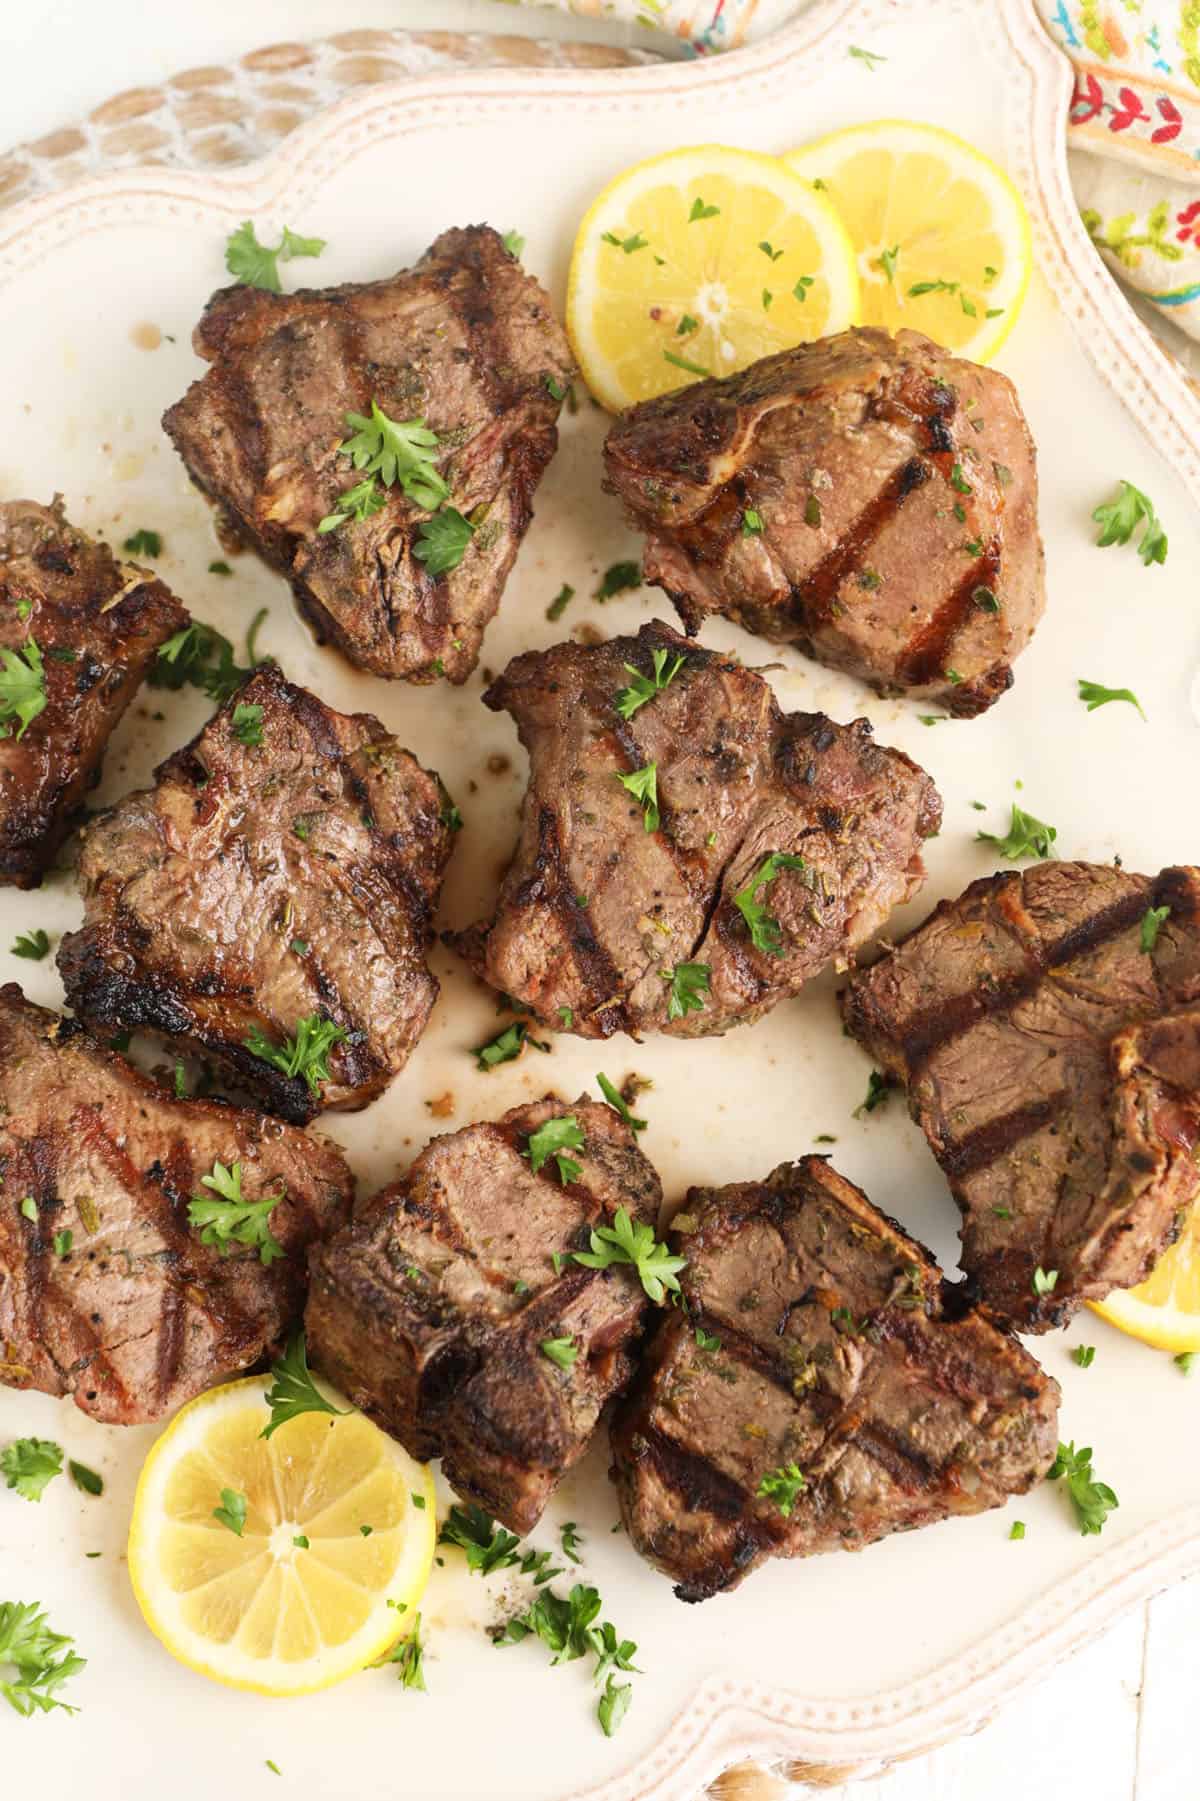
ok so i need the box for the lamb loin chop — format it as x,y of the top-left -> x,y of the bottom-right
604,328 -> 1044,718
58,664 -> 455,1124
842,862 -> 1200,1330
306,1095 -> 661,1533
163,225 -> 574,684
0,497 -> 188,886
452,621 -> 940,1039
0,984 -> 352,1425
611,1157 -> 1059,1602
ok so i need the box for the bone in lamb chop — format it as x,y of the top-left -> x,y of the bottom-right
0,497 -> 188,887
451,620 -> 941,1039
604,327 -> 1044,718
57,664 -> 456,1125
162,225 -> 575,684
610,1156 -> 1059,1602
0,984 -> 352,1425
306,1095 -> 662,1534
842,862 -> 1200,1331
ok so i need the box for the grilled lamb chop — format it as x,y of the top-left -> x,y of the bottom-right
842,862 -> 1200,1330
451,621 -> 940,1039
58,664 -> 455,1124
0,498 -> 188,886
163,225 -> 574,684
306,1095 -> 661,1533
604,328 -> 1044,718
611,1157 -> 1059,1602
0,984 -> 351,1425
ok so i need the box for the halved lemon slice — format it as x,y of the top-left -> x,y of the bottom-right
128,1377 -> 435,1696
783,120 -> 1031,363
567,143 -> 860,411
1090,1200 -> 1200,1355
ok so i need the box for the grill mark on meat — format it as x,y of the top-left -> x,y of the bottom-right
531,805 -> 628,1035
899,537 -> 1002,686
847,1417 -> 938,1491
637,1420 -> 762,1525
901,880 -> 1153,1071
792,456 -> 930,628
938,1094 -> 1068,1179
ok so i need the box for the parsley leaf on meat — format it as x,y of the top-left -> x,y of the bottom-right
1077,679 -> 1145,719
595,1073 -> 647,1134
186,1159 -> 284,1266
756,1462 -> 806,1517
1140,904 -> 1170,953
414,506 -> 475,577
616,762 -> 659,832
541,1337 -> 579,1371
525,1115 -> 586,1184
1,1439 -> 63,1503
317,475 -> 387,533
1032,1266 -> 1058,1296
572,1204 -> 686,1304
10,929 -> 49,960
501,230 -> 525,259
244,1013 -> 348,1098
0,639 -> 47,740
260,1332 -> 349,1441
224,220 -> 326,293
614,647 -> 685,720
662,960 -> 710,1022
733,851 -> 807,956
340,404 -> 449,510
231,702 -> 264,747
976,803 -> 1057,861
1092,479 -> 1168,566
1048,1440 -> 1118,1535
0,1602 -> 85,1718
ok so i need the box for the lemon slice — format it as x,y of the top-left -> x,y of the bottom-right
783,120 -> 1031,363
1090,1200 -> 1200,1355
567,143 -> 860,411
128,1377 -> 435,1696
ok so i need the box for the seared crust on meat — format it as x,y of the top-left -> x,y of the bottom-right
163,225 -> 575,684
0,497 -> 188,886
604,328 -> 1044,717
841,862 -> 1200,1328
0,984 -> 352,1424
306,1095 -> 661,1534
58,664 -> 455,1123
610,1158 -> 1059,1601
450,620 -> 940,1039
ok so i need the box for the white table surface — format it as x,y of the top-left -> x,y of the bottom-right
1,6 -> 1195,1799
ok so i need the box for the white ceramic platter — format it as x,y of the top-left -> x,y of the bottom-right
2,1 -> 1200,1796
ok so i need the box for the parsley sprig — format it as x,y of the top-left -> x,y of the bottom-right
525,1115 -> 586,1185
1,1438 -> 63,1503
376,1611 -> 426,1690
492,1581 -> 640,1737
596,1073 -> 647,1134
0,1602 -> 85,1718
186,1160 -> 283,1266
244,1012 -> 348,1097
437,1503 -> 563,1584
616,762 -> 659,832
0,639 -> 47,740
756,1462 -> 807,1518
224,220 -> 325,293
413,506 -> 475,577
614,648 -> 685,720
1048,1440 -> 1118,1535
1078,679 -> 1145,720
976,804 -> 1057,861
572,1204 -> 686,1304
1092,480 -> 1168,567
733,852 -> 807,955
11,929 -> 49,961
260,1332 -> 349,1441
662,960 -> 710,1022
150,611 -> 268,706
